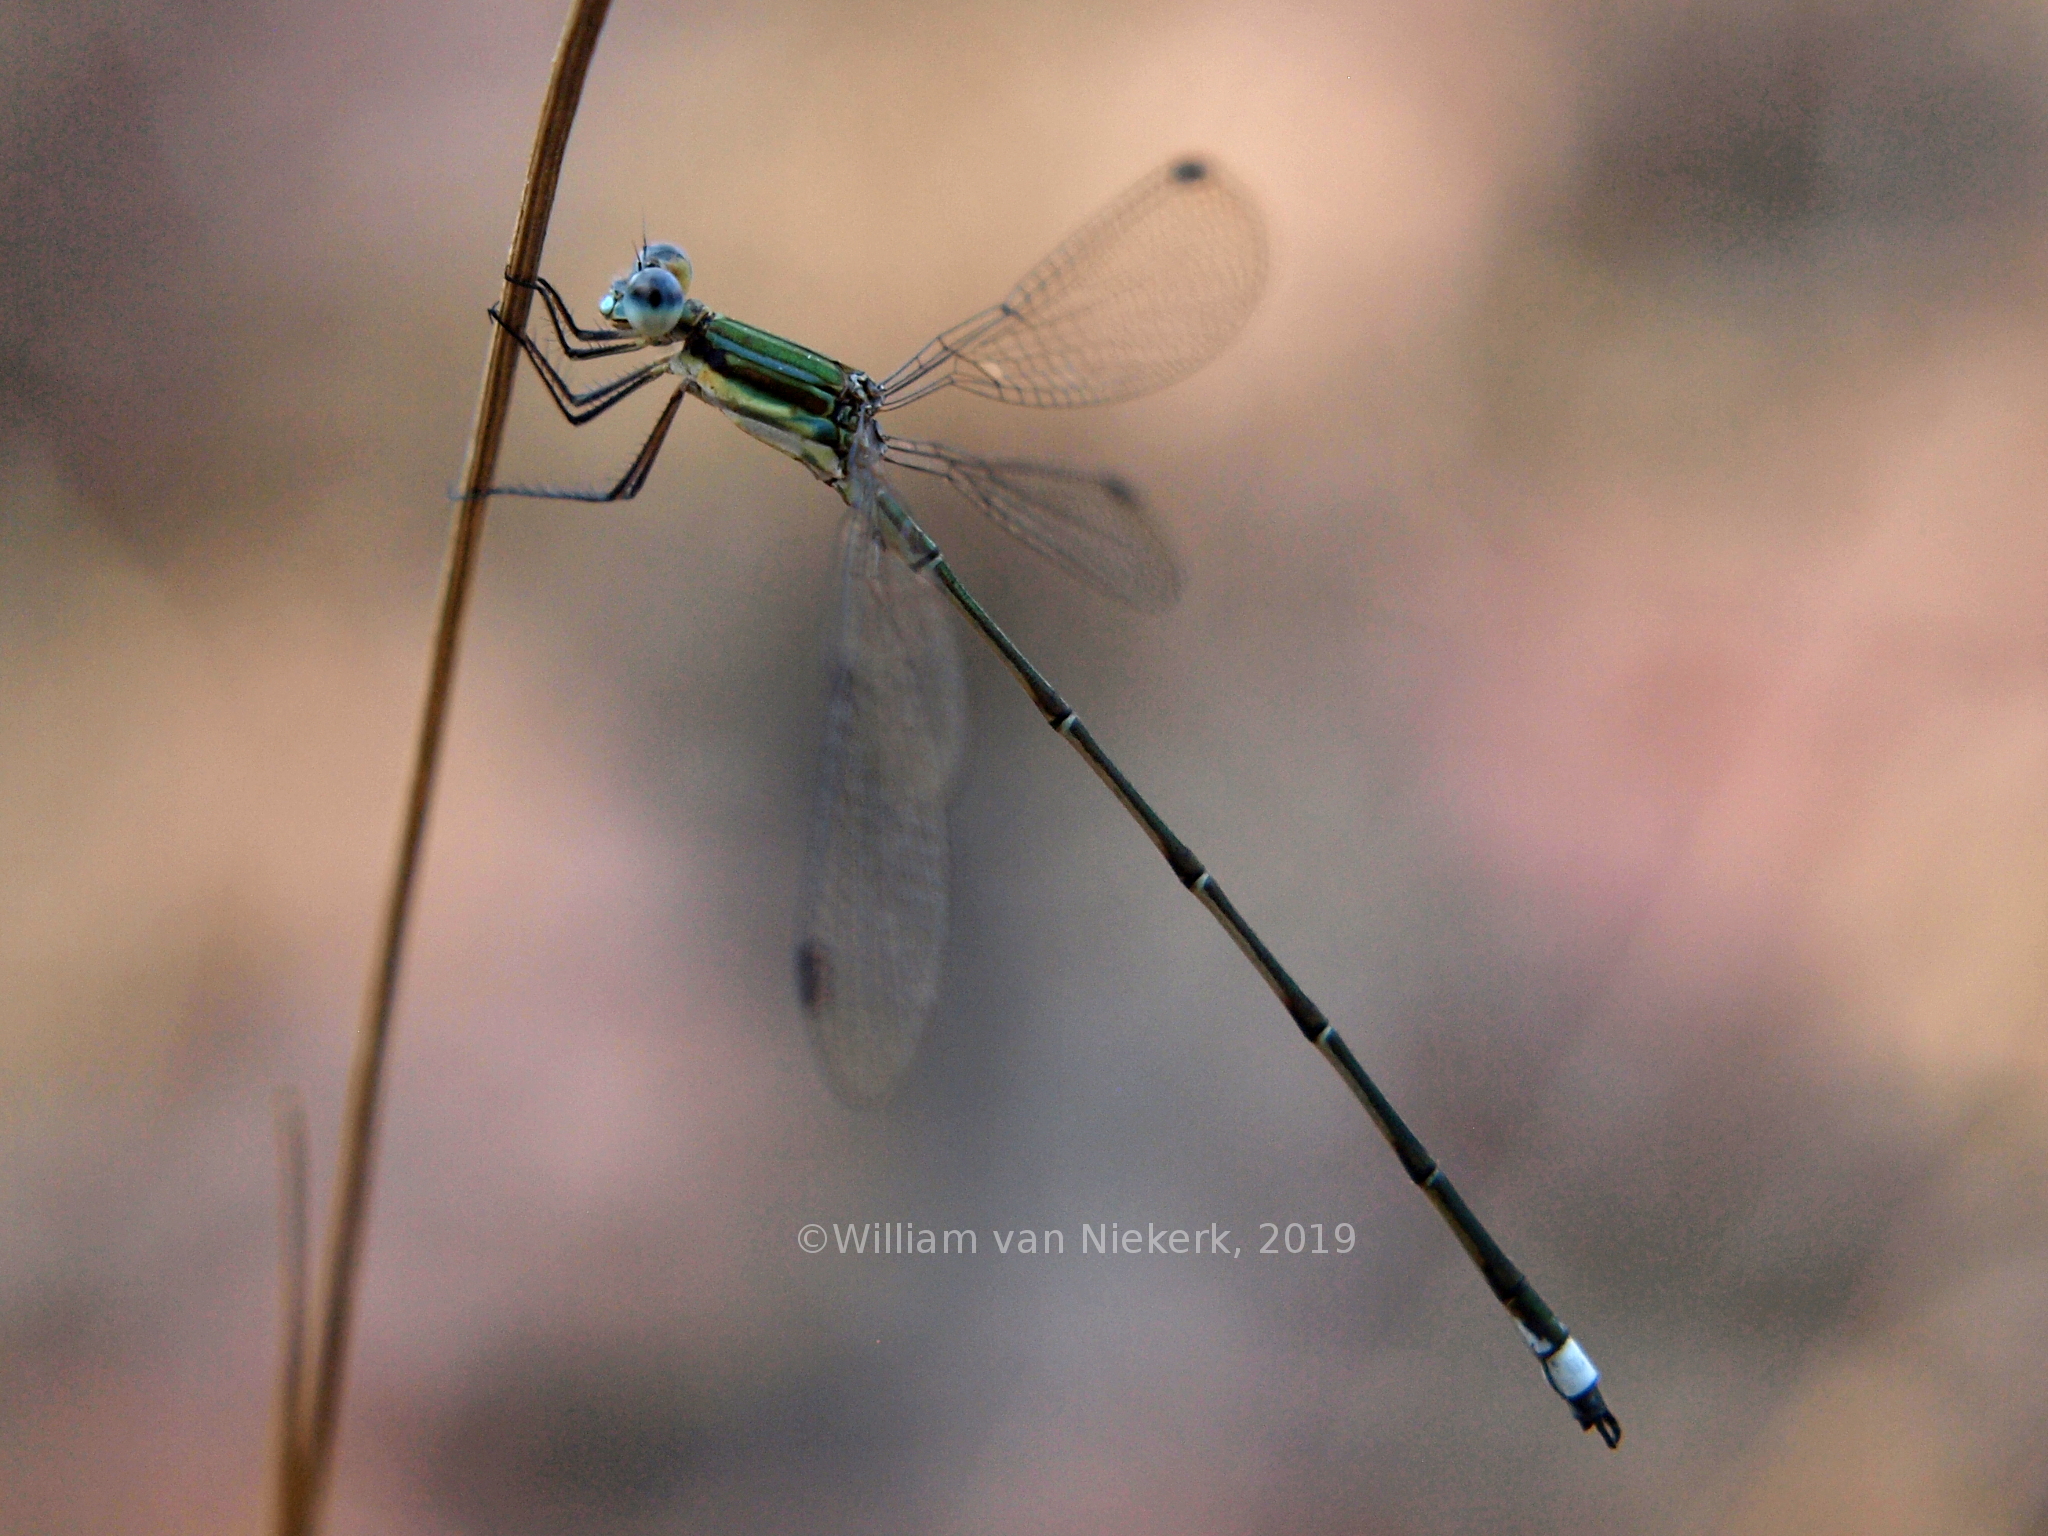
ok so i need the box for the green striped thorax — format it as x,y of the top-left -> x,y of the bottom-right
681,314 -> 879,483
598,241 -> 881,484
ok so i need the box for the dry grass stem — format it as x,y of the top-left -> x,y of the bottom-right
268,2 -> 615,1531
266,1089 -> 308,1533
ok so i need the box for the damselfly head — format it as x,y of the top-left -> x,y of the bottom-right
597,248 -> 691,338
637,241 -> 694,288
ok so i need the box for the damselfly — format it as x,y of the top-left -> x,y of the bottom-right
487,158 -> 1620,1445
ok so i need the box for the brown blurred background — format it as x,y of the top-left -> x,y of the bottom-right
7,0 -> 2048,1530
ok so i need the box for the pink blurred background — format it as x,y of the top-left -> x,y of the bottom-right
7,0 -> 2048,1531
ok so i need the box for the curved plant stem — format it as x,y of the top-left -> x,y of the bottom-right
269,3 -> 613,1532
266,1089 -> 308,1532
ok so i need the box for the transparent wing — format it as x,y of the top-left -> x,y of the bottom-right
878,157 -> 1266,410
882,436 -> 1182,611
794,511 -> 968,1105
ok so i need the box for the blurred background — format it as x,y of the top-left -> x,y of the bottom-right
7,0 -> 2048,1530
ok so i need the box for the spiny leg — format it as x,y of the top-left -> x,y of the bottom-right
511,271 -> 647,359
499,272 -> 634,356
487,306 -> 671,424
485,384 -> 687,503
594,384 -> 687,501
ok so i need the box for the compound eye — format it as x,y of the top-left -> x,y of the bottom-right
629,268 -> 681,304
638,241 -> 694,293
617,265 -> 686,337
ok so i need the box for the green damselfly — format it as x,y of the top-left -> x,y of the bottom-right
487,158 -> 1620,1446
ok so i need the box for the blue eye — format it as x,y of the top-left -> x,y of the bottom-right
631,269 -> 683,307
615,267 -> 686,336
